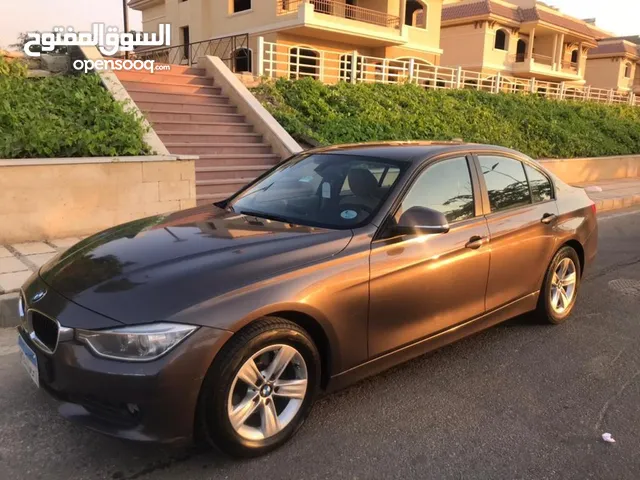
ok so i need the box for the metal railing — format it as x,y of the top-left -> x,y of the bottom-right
134,33 -> 250,69
278,0 -> 400,28
258,39 -> 638,107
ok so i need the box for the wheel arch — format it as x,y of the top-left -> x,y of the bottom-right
559,239 -> 585,277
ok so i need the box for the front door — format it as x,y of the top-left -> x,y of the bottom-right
368,156 -> 491,357
475,154 -> 559,311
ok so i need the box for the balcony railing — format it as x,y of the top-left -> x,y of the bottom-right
561,60 -> 578,73
532,54 -> 554,66
278,0 -> 400,28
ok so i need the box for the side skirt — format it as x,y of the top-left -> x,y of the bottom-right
326,292 -> 539,393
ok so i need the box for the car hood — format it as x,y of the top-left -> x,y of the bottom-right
40,205 -> 353,326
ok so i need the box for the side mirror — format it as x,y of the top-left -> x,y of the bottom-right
396,207 -> 450,235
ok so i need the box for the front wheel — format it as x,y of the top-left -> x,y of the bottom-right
536,246 -> 581,324
197,318 -> 321,457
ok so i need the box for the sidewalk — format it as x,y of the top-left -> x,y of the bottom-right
0,238 -> 83,327
577,177 -> 640,211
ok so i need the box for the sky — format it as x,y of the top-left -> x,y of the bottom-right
0,0 -> 638,50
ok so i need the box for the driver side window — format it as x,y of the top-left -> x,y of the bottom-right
395,157 -> 475,224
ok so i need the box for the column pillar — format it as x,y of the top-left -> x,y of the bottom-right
551,33 -> 558,70
556,33 -> 565,71
527,28 -> 535,60
577,42 -> 585,76
399,1 -> 407,35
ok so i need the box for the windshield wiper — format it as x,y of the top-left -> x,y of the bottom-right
239,210 -> 294,224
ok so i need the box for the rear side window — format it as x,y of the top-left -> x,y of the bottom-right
524,164 -> 553,203
478,156 -> 531,212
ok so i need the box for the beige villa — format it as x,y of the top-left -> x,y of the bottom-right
585,37 -> 640,94
439,0 -> 599,86
129,0 -> 447,82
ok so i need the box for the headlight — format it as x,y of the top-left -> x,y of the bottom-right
76,323 -> 198,362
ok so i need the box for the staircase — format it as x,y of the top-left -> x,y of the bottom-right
114,66 -> 280,205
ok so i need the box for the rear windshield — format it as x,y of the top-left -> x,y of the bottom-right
227,153 -> 407,229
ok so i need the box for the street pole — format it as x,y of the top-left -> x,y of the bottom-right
122,0 -> 130,59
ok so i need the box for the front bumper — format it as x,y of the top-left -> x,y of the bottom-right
18,277 -> 233,445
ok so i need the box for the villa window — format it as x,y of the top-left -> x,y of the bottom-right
290,47 -> 320,79
494,29 -> 508,51
232,48 -> 252,73
516,39 -> 527,62
624,62 -> 632,78
233,0 -> 251,13
570,49 -> 578,64
405,1 -> 427,28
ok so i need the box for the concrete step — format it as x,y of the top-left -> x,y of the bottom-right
195,154 -> 280,167
151,121 -> 254,133
196,178 -> 255,195
145,111 -> 245,123
157,131 -> 263,144
128,90 -> 229,105
166,143 -> 273,155
121,80 -> 221,96
196,165 -> 270,181
115,70 -> 212,85
138,101 -> 237,114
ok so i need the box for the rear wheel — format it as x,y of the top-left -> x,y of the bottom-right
197,318 -> 320,457
536,246 -> 581,324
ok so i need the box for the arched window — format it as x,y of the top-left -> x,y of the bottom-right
624,62 -> 632,78
405,0 -> 427,28
232,48 -> 252,73
570,49 -> 578,64
494,29 -> 508,51
516,39 -> 527,62
289,47 -> 320,79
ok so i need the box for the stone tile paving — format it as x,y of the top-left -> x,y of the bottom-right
0,238 -> 83,294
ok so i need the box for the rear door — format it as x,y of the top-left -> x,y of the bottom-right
473,153 -> 559,311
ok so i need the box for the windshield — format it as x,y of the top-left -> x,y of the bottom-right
227,153 -> 407,229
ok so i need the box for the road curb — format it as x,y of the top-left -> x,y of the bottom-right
0,292 -> 19,329
592,194 -> 640,212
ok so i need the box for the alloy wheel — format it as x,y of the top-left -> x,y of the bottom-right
550,257 -> 577,315
227,344 -> 308,441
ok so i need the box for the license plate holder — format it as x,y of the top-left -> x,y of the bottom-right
18,335 -> 39,388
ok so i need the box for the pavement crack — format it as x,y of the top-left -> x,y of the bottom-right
594,369 -> 640,432
585,256 -> 640,282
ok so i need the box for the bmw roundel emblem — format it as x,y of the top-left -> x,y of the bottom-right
31,289 -> 47,304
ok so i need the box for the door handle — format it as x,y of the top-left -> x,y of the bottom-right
465,236 -> 487,250
541,213 -> 557,224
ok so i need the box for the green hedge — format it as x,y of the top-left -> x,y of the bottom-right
0,72 -> 150,158
253,78 -> 640,159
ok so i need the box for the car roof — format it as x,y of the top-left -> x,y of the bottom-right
306,142 -> 527,163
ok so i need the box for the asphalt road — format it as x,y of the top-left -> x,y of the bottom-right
1,207 -> 640,480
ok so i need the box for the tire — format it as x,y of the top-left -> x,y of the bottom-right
196,317 -> 321,458
536,246 -> 582,324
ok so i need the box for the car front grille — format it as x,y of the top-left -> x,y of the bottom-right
31,311 -> 60,353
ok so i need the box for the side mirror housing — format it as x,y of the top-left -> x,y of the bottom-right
395,207 -> 450,235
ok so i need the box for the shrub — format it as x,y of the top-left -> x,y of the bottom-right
0,73 -> 150,158
253,78 -> 640,159
0,56 -> 28,77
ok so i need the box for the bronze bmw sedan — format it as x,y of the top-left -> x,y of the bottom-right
17,142 -> 597,457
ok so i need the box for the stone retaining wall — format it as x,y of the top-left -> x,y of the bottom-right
0,156 -> 196,244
